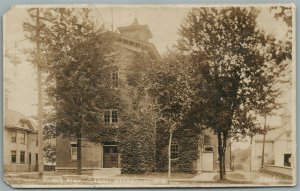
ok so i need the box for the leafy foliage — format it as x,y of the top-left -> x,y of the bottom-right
177,7 -> 289,179
118,53 -> 157,173
25,8 -> 121,174
119,113 -> 156,173
43,123 -> 56,140
271,6 -> 293,28
134,50 -> 201,173
43,143 -> 56,165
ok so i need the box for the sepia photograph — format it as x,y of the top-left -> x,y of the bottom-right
2,4 -> 296,188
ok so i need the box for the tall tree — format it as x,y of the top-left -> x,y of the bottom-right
177,7 -> 287,180
143,51 -> 192,183
26,8 -> 120,175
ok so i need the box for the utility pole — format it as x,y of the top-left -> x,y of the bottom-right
250,135 -> 253,172
261,115 -> 267,169
36,8 -> 44,180
111,7 -> 114,31
24,7 -> 53,180
168,130 -> 172,184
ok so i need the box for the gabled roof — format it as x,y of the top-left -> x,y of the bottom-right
4,109 -> 37,132
254,127 -> 291,142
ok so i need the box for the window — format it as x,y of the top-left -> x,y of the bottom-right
204,145 -> 213,152
11,151 -> 16,163
104,111 -> 111,123
20,151 -> 25,163
71,144 -> 77,161
112,110 -> 118,123
29,153 -> 32,164
171,144 -> 179,160
284,154 -> 291,167
36,139 -> 38,147
20,132 -> 25,144
11,131 -> 17,143
35,153 -> 38,164
104,110 -> 118,123
112,71 -> 118,88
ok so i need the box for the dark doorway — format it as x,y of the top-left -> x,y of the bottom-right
284,154 -> 291,167
103,146 -> 118,168
35,153 -> 38,171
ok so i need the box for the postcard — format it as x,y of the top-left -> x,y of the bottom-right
3,4 -> 296,188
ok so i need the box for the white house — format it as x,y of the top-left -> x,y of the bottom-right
250,109 -> 293,172
3,106 -> 39,172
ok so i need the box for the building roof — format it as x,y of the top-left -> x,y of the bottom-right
4,109 -> 37,132
254,127 -> 291,142
117,18 -> 153,39
103,32 -> 160,59
101,18 -> 160,58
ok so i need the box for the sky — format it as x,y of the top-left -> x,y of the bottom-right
3,5 -> 293,149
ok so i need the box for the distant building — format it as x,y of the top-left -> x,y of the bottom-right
3,102 -> 39,172
250,110 -> 293,172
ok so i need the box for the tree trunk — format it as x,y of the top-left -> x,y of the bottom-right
168,131 -> 173,184
217,131 -> 225,180
222,132 -> 227,178
77,131 -> 82,175
222,152 -> 226,178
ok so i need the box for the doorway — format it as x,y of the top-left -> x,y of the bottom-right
103,145 -> 119,168
284,154 -> 291,167
202,152 -> 214,172
202,145 -> 214,172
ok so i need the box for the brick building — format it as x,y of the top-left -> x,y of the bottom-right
55,18 -> 159,174
55,18 -> 231,174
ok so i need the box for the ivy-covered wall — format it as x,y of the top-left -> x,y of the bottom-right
155,122 -> 201,173
120,113 -> 156,174
88,112 -> 156,174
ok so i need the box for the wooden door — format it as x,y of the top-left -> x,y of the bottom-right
103,146 -> 118,168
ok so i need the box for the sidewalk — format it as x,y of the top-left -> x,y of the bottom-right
192,172 -> 218,181
4,171 -> 294,188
